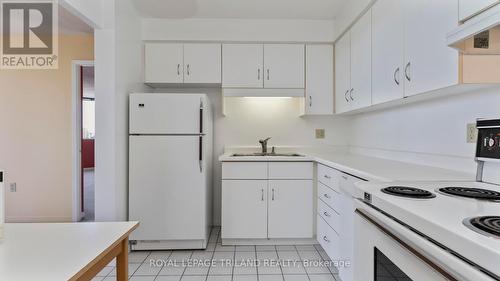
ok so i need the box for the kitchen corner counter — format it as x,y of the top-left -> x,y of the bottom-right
308,152 -> 475,182
219,151 -> 475,182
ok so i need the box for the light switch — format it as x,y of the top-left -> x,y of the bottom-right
10,182 -> 17,192
315,129 -> 325,139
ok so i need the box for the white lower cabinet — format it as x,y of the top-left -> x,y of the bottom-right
221,180 -> 268,239
222,162 -> 313,240
268,180 -> 313,238
316,165 -> 366,281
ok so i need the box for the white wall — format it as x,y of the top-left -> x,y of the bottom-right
348,87 -> 500,173
332,0 -> 373,40
94,0 -> 148,221
142,18 -> 336,42
154,88 -> 350,225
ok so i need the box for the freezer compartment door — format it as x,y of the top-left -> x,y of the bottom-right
130,93 -> 206,134
129,135 -> 206,240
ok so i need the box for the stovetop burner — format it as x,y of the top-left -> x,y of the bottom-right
438,187 -> 500,201
381,186 -> 436,199
464,216 -> 500,238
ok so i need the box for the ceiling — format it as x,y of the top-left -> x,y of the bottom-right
59,5 -> 93,34
132,0 -> 347,20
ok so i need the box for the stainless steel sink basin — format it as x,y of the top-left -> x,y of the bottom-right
231,153 -> 304,157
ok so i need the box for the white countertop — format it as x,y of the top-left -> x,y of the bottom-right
220,150 -> 474,182
0,221 -> 138,281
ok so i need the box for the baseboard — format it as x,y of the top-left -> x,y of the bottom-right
222,238 -> 317,246
131,239 -> 208,251
6,216 -> 73,223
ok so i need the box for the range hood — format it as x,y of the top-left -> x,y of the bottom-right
447,3 -> 500,54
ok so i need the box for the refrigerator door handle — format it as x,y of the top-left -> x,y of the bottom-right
199,136 -> 203,173
199,99 -> 204,134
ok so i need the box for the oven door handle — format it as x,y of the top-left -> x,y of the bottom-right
355,208 -> 460,281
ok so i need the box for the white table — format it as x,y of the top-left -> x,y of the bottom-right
0,221 -> 138,281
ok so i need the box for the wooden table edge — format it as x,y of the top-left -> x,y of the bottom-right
69,222 -> 139,281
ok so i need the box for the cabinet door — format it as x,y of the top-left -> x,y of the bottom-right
403,0 -> 459,97
221,180 -> 268,239
372,0 -> 405,105
459,0 -> 498,21
350,10 -> 372,110
305,45 -> 334,115
144,43 -> 183,83
264,44 -> 305,89
183,43 -> 221,84
222,44 -> 263,88
334,32 -> 351,114
268,180 -> 313,238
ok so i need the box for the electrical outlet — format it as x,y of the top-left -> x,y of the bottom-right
315,129 -> 325,139
467,123 -> 478,143
10,182 -> 16,192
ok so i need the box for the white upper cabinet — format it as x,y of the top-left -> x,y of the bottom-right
403,0 -> 459,97
144,43 -> 221,85
372,0 -> 405,105
183,43 -> 221,84
349,11 -> 372,110
335,32 -> 351,114
459,0 -> 499,21
145,43 -> 184,84
305,45 -> 334,115
264,44 -> 305,89
222,44 -> 264,88
222,43 -> 304,90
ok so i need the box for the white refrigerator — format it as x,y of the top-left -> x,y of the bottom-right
128,93 -> 213,250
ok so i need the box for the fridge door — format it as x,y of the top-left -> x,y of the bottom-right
130,93 -> 206,134
129,135 -> 206,240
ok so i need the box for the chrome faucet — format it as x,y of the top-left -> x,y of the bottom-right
259,137 -> 272,154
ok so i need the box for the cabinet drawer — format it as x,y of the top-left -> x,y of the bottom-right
318,182 -> 342,214
318,199 -> 340,233
317,164 -> 339,188
222,162 -> 267,179
339,172 -> 366,197
269,162 -> 313,179
317,215 -> 340,261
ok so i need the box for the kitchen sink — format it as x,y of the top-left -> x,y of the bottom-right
231,153 -> 304,157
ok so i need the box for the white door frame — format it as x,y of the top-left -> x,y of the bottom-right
72,60 -> 95,222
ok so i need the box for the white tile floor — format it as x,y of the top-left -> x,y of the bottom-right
92,227 -> 340,281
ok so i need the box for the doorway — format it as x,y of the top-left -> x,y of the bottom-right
72,61 -> 95,222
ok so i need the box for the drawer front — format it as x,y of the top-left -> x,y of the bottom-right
318,199 -> 340,233
317,164 -> 339,188
222,162 -> 268,179
317,214 -> 340,261
269,162 -> 313,179
318,182 -> 342,214
339,172 -> 366,197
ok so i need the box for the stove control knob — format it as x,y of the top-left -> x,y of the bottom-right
489,138 -> 496,147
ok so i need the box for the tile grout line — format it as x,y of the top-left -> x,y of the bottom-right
152,250 -> 173,281
205,227 -> 220,281
273,245 -> 285,281
295,245 -> 312,281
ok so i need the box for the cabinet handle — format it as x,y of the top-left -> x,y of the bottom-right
309,96 -> 312,107
267,69 -> 270,80
261,189 -> 264,201
405,62 -> 411,82
324,174 -> 331,179
394,67 -> 400,85
323,236 -> 330,243
187,64 -> 190,76
258,69 -> 261,80
272,188 -> 275,201
177,64 -> 180,76
344,90 -> 349,102
323,211 -> 331,217
324,193 -> 331,199
349,88 -> 354,101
